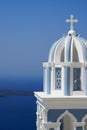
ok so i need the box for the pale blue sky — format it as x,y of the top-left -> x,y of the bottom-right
0,0 -> 87,79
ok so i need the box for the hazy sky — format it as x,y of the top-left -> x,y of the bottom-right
0,0 -> 87,79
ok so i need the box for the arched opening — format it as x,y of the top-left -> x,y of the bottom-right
82,114 -> 87,130
73,68 -> 81,91
57,111 -> 77,130
84,118 -> 87,130
59,115 -> 73,130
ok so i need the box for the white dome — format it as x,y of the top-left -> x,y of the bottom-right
43,15 -> 87,96
48,31 -> 87,63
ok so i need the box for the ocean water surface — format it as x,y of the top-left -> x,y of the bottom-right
0,78 -> 43,130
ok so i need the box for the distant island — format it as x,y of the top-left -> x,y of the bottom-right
0,89 -> 34,98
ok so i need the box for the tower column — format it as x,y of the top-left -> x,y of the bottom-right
51,63 -> 55,93
36,101 -> 40,130
43,109 -> 48,122
43,63 -> 51,94
63,66 -> 70,95
36,115 -> 40,130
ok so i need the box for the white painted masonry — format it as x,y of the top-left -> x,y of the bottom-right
34,15 -> 87,130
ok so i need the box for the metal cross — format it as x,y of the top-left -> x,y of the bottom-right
66,15 -> 78,30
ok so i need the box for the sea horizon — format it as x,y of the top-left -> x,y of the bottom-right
0,78 -> 43,130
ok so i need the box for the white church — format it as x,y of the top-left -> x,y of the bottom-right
34,15 -> 87,130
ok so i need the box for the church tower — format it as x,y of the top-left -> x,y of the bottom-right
34,15 -> 87,130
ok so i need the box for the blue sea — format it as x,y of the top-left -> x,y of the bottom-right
0,78 -> 43,130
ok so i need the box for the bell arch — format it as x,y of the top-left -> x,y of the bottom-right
57,110 -> 77,130
82,114 -> 87,122
57,110 -> 77,122
82,114 -> 87,130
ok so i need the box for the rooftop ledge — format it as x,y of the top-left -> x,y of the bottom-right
34,92 -> 87,109
43,62 -> 87,68
34,92 -> 87,99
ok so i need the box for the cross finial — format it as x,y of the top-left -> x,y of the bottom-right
66,15 -> 78,30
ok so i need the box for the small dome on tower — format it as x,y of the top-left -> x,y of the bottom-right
48,31 -> 87,63
49,15 -> 87,63
43,15 -> 87,96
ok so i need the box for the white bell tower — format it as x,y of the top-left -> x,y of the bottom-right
34,15 -> 87,130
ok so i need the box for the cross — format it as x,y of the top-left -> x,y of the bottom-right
66,15 -> 78,30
